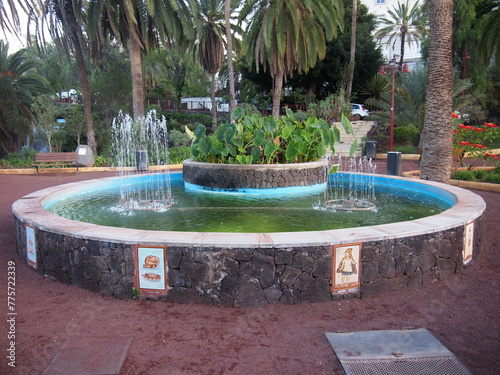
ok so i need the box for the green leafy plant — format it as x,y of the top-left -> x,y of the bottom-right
132,287 -> 140,300
0,147 -> 37,168
93,155 -> 113,167
168,146 -> 191,164
451,167 -> 500,185
186,108 -> 355,164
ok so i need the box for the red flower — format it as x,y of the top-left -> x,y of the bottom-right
452,113 -> 460,119
483,122 -> 498,128
459,142 -> 471,146
472,144 -> 486,148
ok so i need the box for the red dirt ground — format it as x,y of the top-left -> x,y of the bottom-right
0,163 -> 498,374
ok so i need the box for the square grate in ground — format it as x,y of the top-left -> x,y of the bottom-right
325,328 -> 472,375
42,337 -> 132,375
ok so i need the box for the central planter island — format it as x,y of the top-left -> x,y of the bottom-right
182,159 -> 329,189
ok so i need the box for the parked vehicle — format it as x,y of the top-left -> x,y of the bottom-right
350,103 -> 369,120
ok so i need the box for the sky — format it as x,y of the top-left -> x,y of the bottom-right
1,9 -> 34,53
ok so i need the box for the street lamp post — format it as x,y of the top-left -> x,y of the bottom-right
379,56 -> 409,151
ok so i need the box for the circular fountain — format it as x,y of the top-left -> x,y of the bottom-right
11,113 -> 487,307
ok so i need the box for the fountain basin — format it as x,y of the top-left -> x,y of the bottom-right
12,173 -> 486,307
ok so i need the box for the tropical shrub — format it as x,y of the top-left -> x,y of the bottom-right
451,167 -> 500,184
93,155 -> 113,167
187,108 -> 355,165
0,147 -> 37,168
169,129 -> 191,148
394,126 -> 420,146
168,146 -> 191,164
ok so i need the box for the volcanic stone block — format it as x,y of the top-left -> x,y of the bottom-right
298,278 -> 331,302
87,240 -> 101,256
294,271 -> 314,291
275,249 -> 293,264
404,255 -> 420,275
169,269 -> 187,287
180,254 -> 195,279
293,252 -> 315,269
114,277 -> 133,299
362,262 -> 379,282
378,252 -> 396,278
313,258 -> 331,278
419,251 -> 437,273
264,285 -> 283,304
223,257 -> 239,276
280,266 -> 302,288
234,275 -> 267,307
280,288 -> 299,304
168,248 -> 183,268
220,275 -> 238,295
253,254 -> 275,288
437,258 -> 457,277
407,270 -> 423,287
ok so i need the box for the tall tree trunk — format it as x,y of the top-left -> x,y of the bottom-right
64,4 -> 96,154
130,36 -> 145,121
225,0 -> 236,123
271,73 -> 283,118
72,44 -> 96,153
420,0 -> 454,183
346,0 -> 357,102
399,32 -> 406,69
210,72 -> 217,130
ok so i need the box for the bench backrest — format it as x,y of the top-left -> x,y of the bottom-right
35,152 -> 79,162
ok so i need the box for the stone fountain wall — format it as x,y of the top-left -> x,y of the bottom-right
13,213 -> 485,307
183,159 -> 328,189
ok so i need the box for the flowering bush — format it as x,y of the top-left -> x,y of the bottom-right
452,113 -> 500,169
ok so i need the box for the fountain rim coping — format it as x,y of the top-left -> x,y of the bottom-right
12,173 -> 486,249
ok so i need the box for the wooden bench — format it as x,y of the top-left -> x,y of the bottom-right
33,152 -> 79,173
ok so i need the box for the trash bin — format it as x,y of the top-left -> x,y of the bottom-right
365,141 -> 377,159
136,150 -> 149,171
387,151 -> 402,176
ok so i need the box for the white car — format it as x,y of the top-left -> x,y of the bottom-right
351,103 -> 369,120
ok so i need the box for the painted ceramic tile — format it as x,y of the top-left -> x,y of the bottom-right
463,222 -> 474,265
332,243 -> 361,291
137,246 -> 167,291
26,225 -> 37,268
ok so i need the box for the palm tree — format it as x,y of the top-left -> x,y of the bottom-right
478,0 -> 500,67
0,41 -> 50,156
196,0 -> 225,129
240,0 -> 344,118
88,0 -> 193,121
225,0 -> 236,122
420,0 -> 454,183
345,0 -> 358,102
30,0 -> 98,154
375,0 -> 426,69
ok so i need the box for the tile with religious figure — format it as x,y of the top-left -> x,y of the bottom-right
463,222 -> 474,265
332,243 -> 361,292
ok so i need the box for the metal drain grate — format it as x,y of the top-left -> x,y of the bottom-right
325,329 -> 472,375
341,356 -> 472,375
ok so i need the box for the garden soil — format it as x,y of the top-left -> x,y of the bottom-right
0,161 -> 498,374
